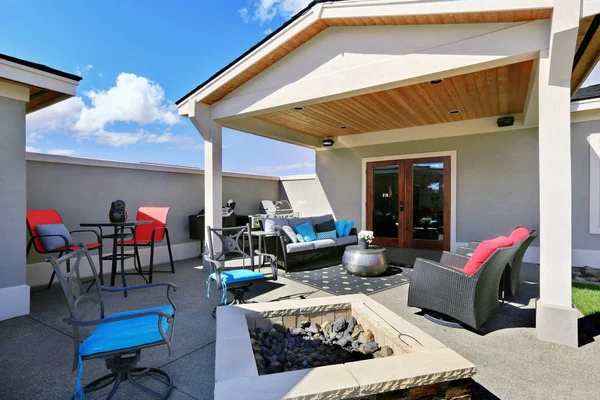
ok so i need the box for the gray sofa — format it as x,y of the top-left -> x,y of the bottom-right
262,214 -> 357,272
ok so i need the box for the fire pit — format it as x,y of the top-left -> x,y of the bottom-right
215,295 -> 476,400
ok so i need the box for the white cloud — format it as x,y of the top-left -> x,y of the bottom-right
251,162 -> 314,173
263,28 -> 273,35
76,64 -> 94,76
47,149 -> 77,156
93,130 -> 145,147
145,132 -> 195,146
238,7 -> 250,23
98,73 -> 103,78
26,146 -> 42,153
27,97 -> 85,132
248,0 -> 311,23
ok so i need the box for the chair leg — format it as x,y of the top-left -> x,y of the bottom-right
47,251 -> 63,289
149,242 -> 155,284
97,244 -> 104,285
134,245 -> 142,274
165,230 -> 175,274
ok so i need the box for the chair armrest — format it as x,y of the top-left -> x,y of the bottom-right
152,226 -> 168,242
255,250 -> 278,280
63,308 -> 174,327
440,251 -> 470,268
32,234 -> 70,252
467,241 -> 480,249
69,229 -> 101,243
101,282 -> 177,310
455,247 -> 473,256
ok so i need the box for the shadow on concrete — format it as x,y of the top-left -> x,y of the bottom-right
578,315 -> 600,347
472,380 -> 501,400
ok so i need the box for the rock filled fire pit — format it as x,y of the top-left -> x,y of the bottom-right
215,295 -> 476,400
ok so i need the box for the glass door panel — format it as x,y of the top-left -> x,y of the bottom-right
411,162 -> 444,242
372,165 -> 399,239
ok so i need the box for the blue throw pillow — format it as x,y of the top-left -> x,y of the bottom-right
334,220 -> 347,238
36,224 -> 74,251
294,221 -> 317,242
316,230 -> 337,240
343,220 -> 355,237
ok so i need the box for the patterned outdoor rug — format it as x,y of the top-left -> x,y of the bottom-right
283,263 -> 412,296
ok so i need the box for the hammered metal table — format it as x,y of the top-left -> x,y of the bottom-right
342,245 -> 388,276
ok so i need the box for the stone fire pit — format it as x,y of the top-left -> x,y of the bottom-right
214,295 -> 476,400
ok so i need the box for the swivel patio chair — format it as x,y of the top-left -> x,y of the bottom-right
118,207 -> 175,284
456,227 -> 538,297
407,240 -> 520,330
205,224 -> 278,317
26,209 -> 103,287
48,244 -> 177,399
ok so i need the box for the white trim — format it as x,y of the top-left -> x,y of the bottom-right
0,57 -> 79,96
26,242 -> 202,289
0,81 -> 29,102
589,133 -> 600,234
361,151 -> 457,252
0,285 -> 30,321
570,98 -> 600,112
279,174 -> 317,181
25,152 -> 280,181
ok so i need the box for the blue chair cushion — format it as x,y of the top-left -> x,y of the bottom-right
208,269 -> 264,285
36,223 -> 75,250
343,220 -> 355,237
294,221 -> 317,242
79,305 -> 174,357
334,220 -> 347,238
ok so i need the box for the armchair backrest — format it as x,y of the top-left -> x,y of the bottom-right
513,230 -> 537,265
472,244 -> 520,291
136,207 -> 170,242
26,209 -> 64,252
47,245 -> 105,364
206,224 -> 255,269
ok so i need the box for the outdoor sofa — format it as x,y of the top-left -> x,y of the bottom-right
263,214 -> 357,272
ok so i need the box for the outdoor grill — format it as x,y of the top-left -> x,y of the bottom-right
250,200 -> 298,229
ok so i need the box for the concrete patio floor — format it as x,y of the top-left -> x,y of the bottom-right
0,257 -> 598,399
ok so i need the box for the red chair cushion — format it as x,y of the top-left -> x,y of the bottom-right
462,236 -> 514,276
509,226 -> 530,243
134,207 -> 170,243
26,210 -> 64,252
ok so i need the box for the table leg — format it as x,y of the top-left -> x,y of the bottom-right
120,226 -> 128,297
258,235 -> 264,271
110,227 -> 118,286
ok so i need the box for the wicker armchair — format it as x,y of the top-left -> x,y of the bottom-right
456,230 -> 537,297
407,245 -> 519,329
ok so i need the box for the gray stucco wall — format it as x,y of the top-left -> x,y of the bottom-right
279,177 -> 334,217
26,160 -> 279,264
0,97 -> 27,289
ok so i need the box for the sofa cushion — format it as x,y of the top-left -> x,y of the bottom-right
286,242 -> 315,253
316,230 -> 337,240
288,217 -> 311,229
296,234 -> 305,243
314,219 -> 335,233
334,220 -> 347,238
281,226 -> 297,243
312,239 -> 337,249
343,220 -> 355,237
336,235 -> 358,246
462,236 -> 514,276
509,226 -> 530,243
311,214 -> 334,226
294,221 -> 317,242
264,218 -> 289,233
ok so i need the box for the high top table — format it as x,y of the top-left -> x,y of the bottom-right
80,220 -> 151,297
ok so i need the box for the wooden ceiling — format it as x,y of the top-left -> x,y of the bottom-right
199,9 -> 551,105
0,77 -> 69,113
572,15 -> 600,94
255,60 -> 534,138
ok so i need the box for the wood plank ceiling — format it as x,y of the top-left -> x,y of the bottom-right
199,9 -> 551,105
0,77 -> 68,113
255,60 -> 534,138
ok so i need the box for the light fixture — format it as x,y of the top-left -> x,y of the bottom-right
497,116 -> 515,127
339,125 -> 348,129
322,138 -> 335,147
429,78 -> 444,85
448,110 -> 460,115
293,106 -> 304,111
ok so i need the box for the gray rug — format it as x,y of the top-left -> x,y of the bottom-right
283,263 -> 412,296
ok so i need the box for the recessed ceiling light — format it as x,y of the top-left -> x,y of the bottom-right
339,125 -> 348,129
429,79 -> 444,85
322,138 -> 335,147
293,106 -> 304,111
448,110 -> 460,115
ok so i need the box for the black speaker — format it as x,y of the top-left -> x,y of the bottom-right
497,116 -> 515,127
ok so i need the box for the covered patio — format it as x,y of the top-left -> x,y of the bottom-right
177,0 -> 600,347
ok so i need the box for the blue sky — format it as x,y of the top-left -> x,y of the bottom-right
1,0 -> 316,175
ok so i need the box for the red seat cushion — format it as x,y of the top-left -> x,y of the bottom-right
509,226 -> 530,243
462,236 -> 514,276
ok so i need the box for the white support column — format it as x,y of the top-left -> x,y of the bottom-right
536,0 -> 580,347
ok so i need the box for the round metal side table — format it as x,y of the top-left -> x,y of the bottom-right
342,245 -> 388,276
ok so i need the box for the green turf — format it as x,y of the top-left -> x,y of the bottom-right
572,283 -> 600,317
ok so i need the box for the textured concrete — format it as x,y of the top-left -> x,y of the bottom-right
0,258 -> 598,399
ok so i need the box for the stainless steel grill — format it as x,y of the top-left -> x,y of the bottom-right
250,200 -> 298,229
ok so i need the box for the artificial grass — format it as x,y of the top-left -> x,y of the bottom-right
572,283 -> 600,318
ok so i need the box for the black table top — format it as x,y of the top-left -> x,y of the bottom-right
80,220 -> 152,227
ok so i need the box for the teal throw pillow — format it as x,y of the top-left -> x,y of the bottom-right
343,220 -> 355,237
294,221 -> 317,242
334,220 -> 346,238
316,230 -> 337,240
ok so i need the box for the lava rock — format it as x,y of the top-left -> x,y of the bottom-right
321,320 -> 331,333
380,345 -> 394,357
302,359 -> 310,368
350,341 -> 361,352
255,354 -> 266,369
268,328 -> 279,339
290,328 -> 305,336
351,324 -> 364,339
372,350 -> 384,358
270,361 -> 284,373
333,317 -> 347,333
360,342 -> 379,355
273,323 -> 286,333
300,320 -> 311,329
337,336 -> 351,348
305,322 -> 321,334
363,329 -> 375,342
344,316 -> 357,335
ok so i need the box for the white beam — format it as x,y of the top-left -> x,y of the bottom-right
223,118 -> 322,149
523,58 -> 540,127
581,0 -> 600,18
0,81 -> 29,102
536,0 -> 580,348
204,120 -> 223,245
212,20 -> 550,121
0,58 -> 79,96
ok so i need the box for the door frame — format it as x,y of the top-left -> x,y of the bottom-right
361,150 -> 457,252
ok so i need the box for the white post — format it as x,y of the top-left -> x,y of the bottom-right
536,0 -> 580,347
204,120 -> 223,236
